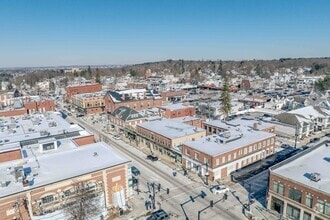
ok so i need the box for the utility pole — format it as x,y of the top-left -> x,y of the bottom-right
294,123 -> 299,148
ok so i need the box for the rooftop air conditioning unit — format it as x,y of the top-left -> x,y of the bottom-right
310,172 -> 321,182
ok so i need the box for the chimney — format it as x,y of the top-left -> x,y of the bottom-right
253,123 -> 258,130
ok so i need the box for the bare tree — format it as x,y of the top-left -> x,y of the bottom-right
64,181 -> 102,220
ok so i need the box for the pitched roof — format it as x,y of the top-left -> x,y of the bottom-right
111,106 -> 144,121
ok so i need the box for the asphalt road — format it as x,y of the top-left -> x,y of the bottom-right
68,115 -> 248,220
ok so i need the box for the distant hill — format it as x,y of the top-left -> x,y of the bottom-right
102,57 -> 330,78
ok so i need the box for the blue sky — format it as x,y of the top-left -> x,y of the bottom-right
0,0 -> 330,67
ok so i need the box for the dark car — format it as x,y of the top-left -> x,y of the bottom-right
310,138 -> 320,143
131,166 -> 141,176
147,155 -> 158,161
146,209 -> 169,220
325,133 -> 330,137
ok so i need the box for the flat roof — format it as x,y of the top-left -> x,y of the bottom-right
0,141 -> 130,198
204,118 -> 274,131
159,103 -> 193,111
0,112 -> 84,145
137,118 -> 205,139
271,141 -> 330,195
172,116 -> 201,123
184,129 -> 275,156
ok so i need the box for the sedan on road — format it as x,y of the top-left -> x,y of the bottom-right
131,166 -> 141,176
147,155 -> 158,161
211,184 -> 230,195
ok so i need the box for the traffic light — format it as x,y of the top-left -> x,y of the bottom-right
158,183 -> 161,192
210,200 -> 214,207
166,188 -> 170,194
200,191 -> 207,199
190,196 -> 195,202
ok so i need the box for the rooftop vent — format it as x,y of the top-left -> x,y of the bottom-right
14,166 -> 24,183
93,152 -> 98,157
310,172 -> 321,182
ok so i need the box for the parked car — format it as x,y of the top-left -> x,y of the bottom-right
146,209 -> 170,220
211,184 -> 230,195
325,133 -> 330,137
147,155 -> 158,161
281,144 -> 291,149
113,135 -> 121,140
310,138 -> 320,143
131,166 -> 141,176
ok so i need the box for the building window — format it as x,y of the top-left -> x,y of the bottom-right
244,148 -> 247,155
194,153 -> 199,160
204,157 -> 209,164
185,149 -> 190,156
286,204 -> 300,220
253,144 -> 257,151
316,200 -> 330,216
42,195 -> 54,204
233,152 -> 237,159
228,154 -> 231,161
271,196 -> 284,214
271,138 -> 274,144
288,187 -> 302,203
222,157 -> 226,163
216,158 -> 219,166
303,212 -> 311,220
305,194 -> 313,208
249,146 -> 252,153
267,139 -> 270,146
263,141 -> 266,147
258,143 -> 261,149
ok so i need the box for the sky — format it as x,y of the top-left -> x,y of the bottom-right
0,0 -> 330,67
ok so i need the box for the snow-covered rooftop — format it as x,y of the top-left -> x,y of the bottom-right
0,112 -> 84,145
0,141 -> 130,198
137,118 -> 205,139
159,103 -> 194,111
271,142 -> 330,194
184,129 -> 275,156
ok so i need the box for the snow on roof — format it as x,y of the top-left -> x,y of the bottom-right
172,116 -> 201,123
159,103 -> 193,111
137,118 -> 205,139
0,112 -> 84,145
0,141 -> 130,198
271,142 -> 330,194
184,129 -> 275,156
289,106 -> 327,118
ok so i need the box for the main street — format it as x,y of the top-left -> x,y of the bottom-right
67,114 -> 256,220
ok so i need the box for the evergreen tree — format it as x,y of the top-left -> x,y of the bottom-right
221,76 -> 231,121
95,68 -> 101,84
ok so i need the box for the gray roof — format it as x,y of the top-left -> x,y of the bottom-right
137,118 -> 205,139
111,106 -> 144,121
0,141 -> 130,198
0,112 -> 84,146
271,141 -> 330,195
184,129 -> 275,156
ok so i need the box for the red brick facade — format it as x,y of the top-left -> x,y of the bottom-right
0,99 -> 55,117
73,135 -> 96,146
0,150 -> 22,163
66,84 -> 102,101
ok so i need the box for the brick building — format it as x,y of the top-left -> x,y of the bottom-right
172,116 -> 204,128
0,99 -> 56,117
182,127 -> 276,180
71,91 -> 106,115
136,118 -> 206,163
160,90 -> 188,102
66,83 -> 102,101
0,113 -> 131,220
109,106 -> 145,131
0,140 -> 130,220
158,102 -> 195,119
268,141 -> 330,220
238,95 -> 270,108
104,89 -> 163,113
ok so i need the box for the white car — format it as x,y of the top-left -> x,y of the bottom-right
211,184 -> 230,195
113,135 -> 121,140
